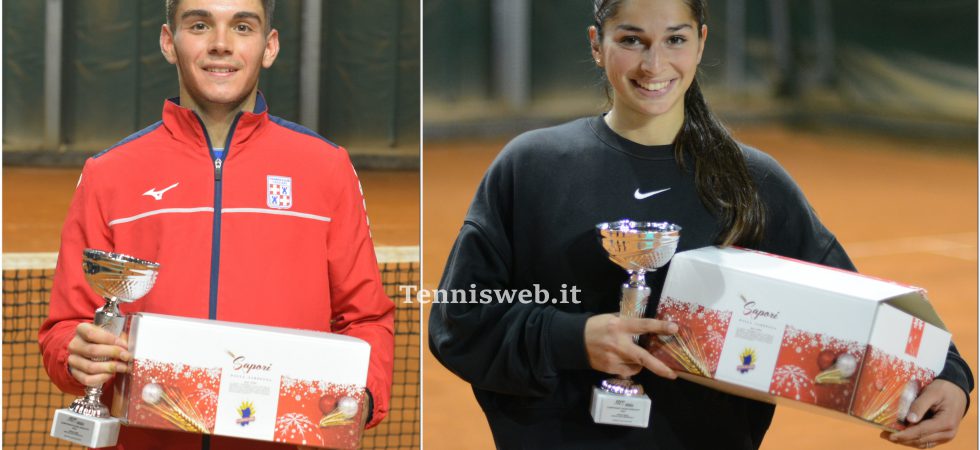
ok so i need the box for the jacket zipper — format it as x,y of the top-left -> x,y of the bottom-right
193,113 -> 243,450
194,113 -> 243,323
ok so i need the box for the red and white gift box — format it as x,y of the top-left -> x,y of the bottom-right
647,246 -> 950,431
111,313 -> 370,449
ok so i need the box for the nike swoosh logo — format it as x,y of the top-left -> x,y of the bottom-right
143,183 -> 180,201
634,188 -> 670,200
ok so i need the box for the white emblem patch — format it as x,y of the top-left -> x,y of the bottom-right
267,175 -> 293,209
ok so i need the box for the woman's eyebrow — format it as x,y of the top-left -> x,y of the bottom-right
614,23 -> 694,33
666,24 -> 693,32
615,24 -> 645,33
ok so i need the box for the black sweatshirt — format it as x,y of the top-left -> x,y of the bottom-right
429,115 -> 973,449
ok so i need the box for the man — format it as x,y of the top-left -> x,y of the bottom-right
38,1 -> 395,448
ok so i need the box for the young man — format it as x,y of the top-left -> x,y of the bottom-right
38,1 -> 395,448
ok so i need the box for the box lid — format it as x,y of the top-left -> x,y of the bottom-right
129,313 -> 371,384
674,247 -> 946,330
134,313 -> 372,345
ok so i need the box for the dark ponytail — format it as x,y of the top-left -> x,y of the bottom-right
676,78 -> 765,246
594,0 -> 765,246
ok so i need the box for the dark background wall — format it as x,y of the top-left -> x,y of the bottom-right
423,0 -> 977,138
3,0 -> 420,167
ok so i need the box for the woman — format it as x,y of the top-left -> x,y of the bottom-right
428,0 -> 972,448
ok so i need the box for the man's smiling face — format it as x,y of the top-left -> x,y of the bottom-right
161,0 -> 279,111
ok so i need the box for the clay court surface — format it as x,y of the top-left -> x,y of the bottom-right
3,125 -> 977,449
422,124 -> 978,450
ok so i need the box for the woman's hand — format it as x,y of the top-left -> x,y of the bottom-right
880,379 -> 968,448
584,313 -> 678,379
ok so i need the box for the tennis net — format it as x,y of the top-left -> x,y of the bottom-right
2,246 -> 420,449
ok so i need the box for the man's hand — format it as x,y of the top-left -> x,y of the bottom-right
66,322 -> 131,387
584,314 -> 678,379
880,379 -> 968,448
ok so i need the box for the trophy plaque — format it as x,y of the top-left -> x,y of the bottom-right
591,220 -> 681,428
51,249 -> 160,448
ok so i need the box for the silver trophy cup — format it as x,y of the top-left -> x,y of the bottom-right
590,220 -> 681,428
51,249 -> 159,448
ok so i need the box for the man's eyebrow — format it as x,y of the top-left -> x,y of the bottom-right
180,9 -> 211,21
233,11 -> 263,23
179,10 -> 262,24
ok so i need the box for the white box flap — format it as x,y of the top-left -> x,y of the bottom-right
885,292 -> 947,331
678,247 -> 923,302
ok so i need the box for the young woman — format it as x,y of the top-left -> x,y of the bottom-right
428,0 -> 972,448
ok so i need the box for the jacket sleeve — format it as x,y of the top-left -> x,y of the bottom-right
326,150 -> 395,429
38,159 -> 114,396
428,148 -> 592,398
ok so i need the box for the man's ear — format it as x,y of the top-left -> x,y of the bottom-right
262,29 -> 280,69
160,24 -> 178,65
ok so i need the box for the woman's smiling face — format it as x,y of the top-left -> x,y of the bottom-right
592,0 -> 706,125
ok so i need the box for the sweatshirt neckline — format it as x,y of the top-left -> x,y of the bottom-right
588,115 -> 676,161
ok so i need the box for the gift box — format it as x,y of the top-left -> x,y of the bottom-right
111,313 -> 370,449
646,246 -> 950,431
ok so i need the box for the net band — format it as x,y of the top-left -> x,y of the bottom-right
2,246 -> 419,270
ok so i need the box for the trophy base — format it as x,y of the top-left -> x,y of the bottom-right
590,386 -> 651,428
51,408 -> 120,448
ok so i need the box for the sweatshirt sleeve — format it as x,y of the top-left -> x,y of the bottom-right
428,148 -> 592,398
326,150 -> 395,429
936,343 -> 974,411
752,147 -> 974,412
38,159 -> 114,396
820,238 -> 974,410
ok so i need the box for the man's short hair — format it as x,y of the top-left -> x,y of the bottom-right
165,0 -> 276,32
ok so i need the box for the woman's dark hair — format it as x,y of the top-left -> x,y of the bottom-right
593,0 -> 765,247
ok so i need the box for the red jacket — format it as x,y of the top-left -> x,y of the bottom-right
39,94 -> 395,450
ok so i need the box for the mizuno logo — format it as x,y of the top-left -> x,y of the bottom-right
143,183 -> 179,201
634,188 -> 670,200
